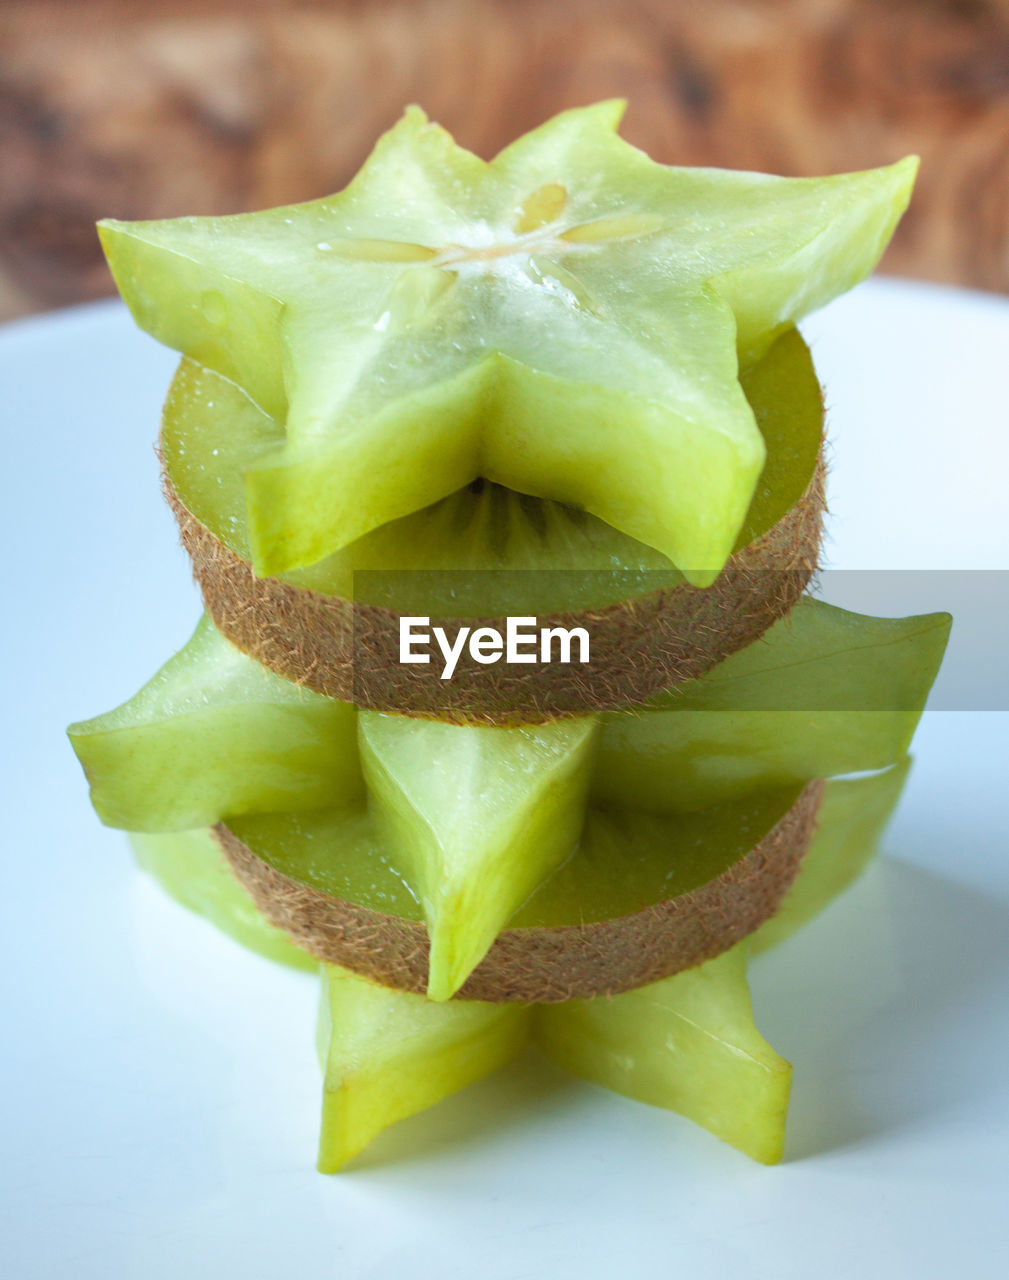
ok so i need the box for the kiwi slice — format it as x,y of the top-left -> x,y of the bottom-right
163,327 -> 821,610
216,782 -> 822,1002
162,326 -> 825,721
101,102 -> 913,584
128,767 -> 904,983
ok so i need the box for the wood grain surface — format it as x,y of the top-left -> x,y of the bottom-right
2,0 -> 1009,320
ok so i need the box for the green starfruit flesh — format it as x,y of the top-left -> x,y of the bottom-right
129,827 -> 316,971
535,943 -> 790,1163
68,616 -> 361,832
594,600 -> 950,812
316,964 -> 529,1171
161,324 -> 823,616
101,102 -> 914,583
359,711 -> 599,1000
751,759 -> 910,953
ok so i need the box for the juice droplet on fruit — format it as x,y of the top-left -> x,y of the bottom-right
561,213 -> 666,244
514,183 -> 568,234
527,257 -> 601,316
200,290 -> 228,327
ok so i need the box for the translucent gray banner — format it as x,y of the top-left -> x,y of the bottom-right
812,571 -> 1005,711
350,568 -> 1005,712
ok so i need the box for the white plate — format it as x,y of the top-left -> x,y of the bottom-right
1,280 -> 1007,1280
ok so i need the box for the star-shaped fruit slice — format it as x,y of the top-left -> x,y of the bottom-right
316,964 -> 529,1172
311,764 -> 907,1171
130,763 -> 907,1168
68,602 -> 947,999
66,615 -> 361,832
535,943 -> 791,1164
99,102 -> 915,584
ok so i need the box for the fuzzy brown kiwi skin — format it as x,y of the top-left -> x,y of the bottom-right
214,781 -> 823,1004
164,452 -> 825,726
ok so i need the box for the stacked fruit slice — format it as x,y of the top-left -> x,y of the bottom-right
70,103 -> 947,1169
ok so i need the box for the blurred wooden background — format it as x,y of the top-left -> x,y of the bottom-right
3,0 -> 1009,321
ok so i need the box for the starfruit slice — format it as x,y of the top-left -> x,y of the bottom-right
71,602 -> 945,997
68,616 -> 361,831
161,324 -> 823,615
101,102 -> 914,583
130,827 -> 316,971
70,601 -> 947,834
594,600 -> 949,812
535,942 -> 791,1163
317,964 -> 529,1171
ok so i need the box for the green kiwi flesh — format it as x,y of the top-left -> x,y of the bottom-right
128,766 -> 906,983
216,781 -> 822,1002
